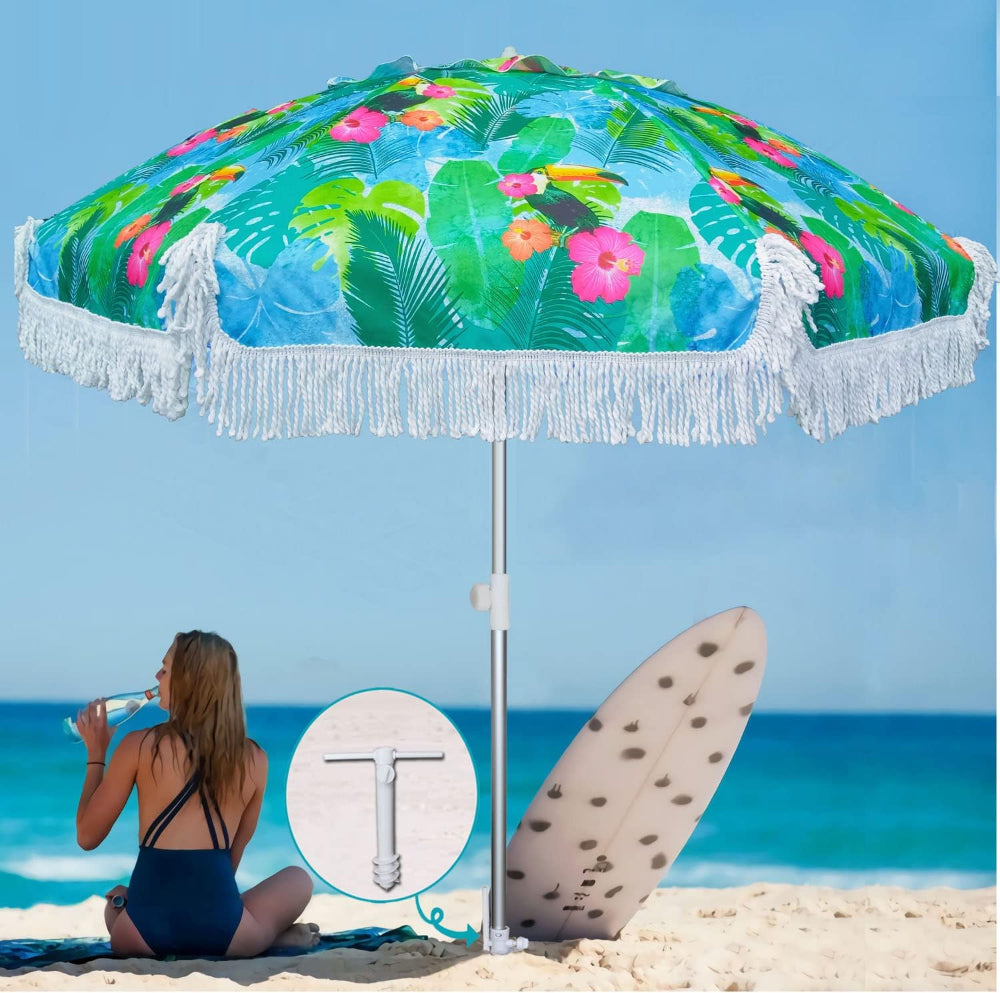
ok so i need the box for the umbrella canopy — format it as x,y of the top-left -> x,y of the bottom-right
14,52 -> 996,446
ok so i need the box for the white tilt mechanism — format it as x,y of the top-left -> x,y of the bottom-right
323,746 -> 444,891
482,886 -> 529,954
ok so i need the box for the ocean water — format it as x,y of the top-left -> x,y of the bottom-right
0,704 -> 994,909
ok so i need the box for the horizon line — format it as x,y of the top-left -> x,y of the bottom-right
1,699 -> 995,718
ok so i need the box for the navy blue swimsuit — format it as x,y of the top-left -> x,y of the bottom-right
126,772 -> 245,957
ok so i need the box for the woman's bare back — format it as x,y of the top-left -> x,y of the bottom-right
135,731 -> 262,850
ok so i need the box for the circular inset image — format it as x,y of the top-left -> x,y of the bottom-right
287,688 -> 477,902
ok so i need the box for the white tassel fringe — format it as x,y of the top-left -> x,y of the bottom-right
13,219 -> 996,445
15,217 -> 194,420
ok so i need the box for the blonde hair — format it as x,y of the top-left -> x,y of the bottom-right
150,630 -> 249,802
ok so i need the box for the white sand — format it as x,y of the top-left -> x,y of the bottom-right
0,885 -> 994,990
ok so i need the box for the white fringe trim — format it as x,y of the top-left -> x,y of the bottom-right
783,236 -> 996,440
15,217 -> 193,420
13,218 -> 995,445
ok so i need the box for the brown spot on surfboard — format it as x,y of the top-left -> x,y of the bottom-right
651,853 -> 668,870
697,642 -> 718,657
740,703 -> 754,716
658,675 -> 674,688
588,718 -> 603,731
734,660 -> 755,674
621,747 -> 646,759
529,820 -> 551,832
624,720 -> 639,732
671,794 -> 693,805
590,796 -> 607,807
691,716 -> 707,728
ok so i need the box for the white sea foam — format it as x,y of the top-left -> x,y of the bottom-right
2,854 -> 135,882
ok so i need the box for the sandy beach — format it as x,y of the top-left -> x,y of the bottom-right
0,884 -> 994,991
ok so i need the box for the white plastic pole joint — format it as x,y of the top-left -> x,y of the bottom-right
469,573 -> 510,631
481,886 -> 529,954
323,746 -> 444,892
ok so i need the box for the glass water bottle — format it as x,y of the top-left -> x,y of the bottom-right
63,688 -> 159,741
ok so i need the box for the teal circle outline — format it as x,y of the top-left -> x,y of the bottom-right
284,686 -> 480,904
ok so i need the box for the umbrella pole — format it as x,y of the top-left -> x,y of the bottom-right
490,440 -> 507,935
471,440 -> 527,954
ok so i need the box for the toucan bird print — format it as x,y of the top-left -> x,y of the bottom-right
498,164 -> 628,233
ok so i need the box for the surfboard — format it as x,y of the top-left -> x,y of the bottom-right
505,606 -> 766,941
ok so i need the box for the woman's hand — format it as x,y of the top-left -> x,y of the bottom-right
76,698 -> 115,761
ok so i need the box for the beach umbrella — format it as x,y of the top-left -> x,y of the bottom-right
13,50 -> 996,954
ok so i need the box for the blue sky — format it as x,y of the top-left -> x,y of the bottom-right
0,0 -> 994,711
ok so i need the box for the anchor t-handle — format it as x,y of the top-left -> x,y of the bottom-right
323,746 -> 445,891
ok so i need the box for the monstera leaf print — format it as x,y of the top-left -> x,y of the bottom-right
427,160 -> 521,325
688,178 -> 765,274
290,177 -> 425,277
620,211 -> 700,351
497,117 -> 576,174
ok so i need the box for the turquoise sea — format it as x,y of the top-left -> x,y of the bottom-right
0,704 -> 994,909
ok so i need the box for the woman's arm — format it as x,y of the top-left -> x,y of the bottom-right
230,746 -> 268,872
75,700 -> 141,850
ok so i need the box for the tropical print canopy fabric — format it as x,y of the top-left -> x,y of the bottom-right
25,53 -> 978,357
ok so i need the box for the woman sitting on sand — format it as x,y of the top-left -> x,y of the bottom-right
74,630 -> 317,958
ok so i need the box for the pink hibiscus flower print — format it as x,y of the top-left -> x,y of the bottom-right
267,100 -> 295,115
497,173 -> 538,197
708,174 -> 741,205
169,175 -> 206,197
126,222 -> 171,287
567,227 -> 645,304
799,231 -> 845,298
167,128 -> 217,157
330,106 -> 389,143
421,83 -> 456,99
744,137 -> 796,168
113,213 -> 152,249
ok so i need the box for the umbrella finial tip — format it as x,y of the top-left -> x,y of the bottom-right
501,46 -> 518,58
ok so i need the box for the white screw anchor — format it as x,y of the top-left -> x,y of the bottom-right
323,746 -> 444,891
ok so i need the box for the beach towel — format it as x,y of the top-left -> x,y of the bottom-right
0,925 -> 421,969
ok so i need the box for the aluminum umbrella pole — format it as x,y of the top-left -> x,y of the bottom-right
470,440 -> 526,955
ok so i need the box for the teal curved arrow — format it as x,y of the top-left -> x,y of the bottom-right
414,894 -> 479,946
